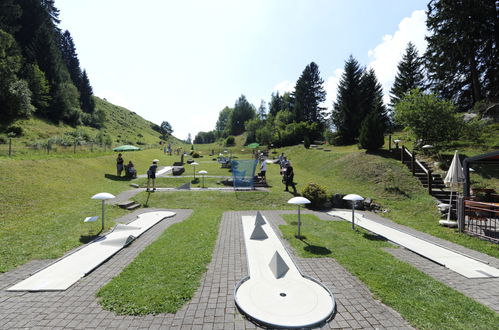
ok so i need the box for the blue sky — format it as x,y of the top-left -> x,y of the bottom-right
57,0 -> 429,141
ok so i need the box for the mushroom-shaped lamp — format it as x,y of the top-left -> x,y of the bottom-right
288,196 -> 311,239
91,192 -> 115,231
199,170 -> 208,188
342,194 -> 364,230
190,162 -> 199,178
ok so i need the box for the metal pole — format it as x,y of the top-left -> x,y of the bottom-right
351,203 -> 355,230
101,200 -> 105,232
8,138 -> 12,157
297,206 -> 301,237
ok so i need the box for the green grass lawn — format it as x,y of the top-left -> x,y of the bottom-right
279,214 -> 499,330
2,137 -> 499,328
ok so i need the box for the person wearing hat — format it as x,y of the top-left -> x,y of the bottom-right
147,159 -> 158,192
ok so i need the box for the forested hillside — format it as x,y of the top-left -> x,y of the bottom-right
0,0 -> 100,130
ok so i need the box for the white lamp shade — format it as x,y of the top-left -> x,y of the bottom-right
287,197 -> 311,205
198,170 -> 208,174
91,192 -> 115,200
343,194 -> 364,201
422,145 -> 433,149
153,159 -> 159,162
190,162 -> 199,166
393,139 -> 401,143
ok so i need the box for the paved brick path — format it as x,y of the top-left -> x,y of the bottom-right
0,209 -> 413,329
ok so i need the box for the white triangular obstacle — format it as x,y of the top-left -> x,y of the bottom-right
269,251 -> 289,279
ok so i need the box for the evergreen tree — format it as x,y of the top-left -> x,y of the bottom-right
59,30 -> 82,92
293,62 -> 326,124
331,55 -> 364,145
229,95 -> 256,136
80,70 -> 95,113
268,92 -> 283,117
361,68 -> 389,130
389,42 -> 425,107
257,100 -> 267,120
358,112 -> 385,151
425,0 -> 498,109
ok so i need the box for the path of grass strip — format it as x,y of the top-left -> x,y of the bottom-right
97,209 -> 221,315
280,214 -> 499,330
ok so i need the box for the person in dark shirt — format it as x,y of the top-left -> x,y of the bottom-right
146,160 -> 158,192
116,153 -> 124,176
283,162 -> 297,194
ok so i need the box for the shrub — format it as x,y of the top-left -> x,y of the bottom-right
225,135 -> 235,146
192,152 -> 200,158
301,183 -> 328,209
359,112 -> 385,151
304,136 -> 311,149
7,125 -> 23,137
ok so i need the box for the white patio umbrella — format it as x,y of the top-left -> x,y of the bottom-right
443,151 -> 465,221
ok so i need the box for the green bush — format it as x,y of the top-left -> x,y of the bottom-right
304,136 -> 311,149
301,183 -> 328,209
192,152 -> 200,158
225,135 -> 235,146
359,112 -> 385,151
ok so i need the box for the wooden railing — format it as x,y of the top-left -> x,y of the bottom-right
400,146 -> 433,194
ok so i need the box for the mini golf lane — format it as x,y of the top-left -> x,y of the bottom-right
8,211 -> 175,291
235,213 -> 335,328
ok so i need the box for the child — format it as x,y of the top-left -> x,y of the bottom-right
146,159 -> 158,192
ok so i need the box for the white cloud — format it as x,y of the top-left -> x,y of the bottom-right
367,10 -> 428,103
273,80 -> 295,94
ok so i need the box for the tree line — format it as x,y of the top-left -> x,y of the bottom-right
195,0 -> 498,150
0,0 -> 101,133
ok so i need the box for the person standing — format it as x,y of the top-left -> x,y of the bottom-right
116,153 -> 124,176
259,158 -> 267,181
283,162 -> 297,194
146,160 -> 158,192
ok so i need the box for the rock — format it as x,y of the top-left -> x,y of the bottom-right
332,194 -> 346,208
130,183 -> 139,188
463,113 -> 478,123
363,197 -> 372,210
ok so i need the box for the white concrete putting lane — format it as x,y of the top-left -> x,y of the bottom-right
7,211 -> 176,291
328,210 -> 499,279
235,214 -> 335,328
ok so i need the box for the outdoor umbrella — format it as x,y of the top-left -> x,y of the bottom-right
246,142 -> 260,149
112,145 -> 141,152
443,150 -> 466,221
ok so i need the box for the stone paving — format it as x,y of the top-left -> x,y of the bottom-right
0,209 -> 414,329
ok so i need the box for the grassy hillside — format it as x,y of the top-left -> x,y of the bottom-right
0,97 -> 183,158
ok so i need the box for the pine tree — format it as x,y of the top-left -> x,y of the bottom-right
59,30 -> 82,92
293,62 -> 326,124
80,70 -> 95,113
331,56 -> 364,145
425,0 -> 498,109
389,42 -> 425,107
257,100 -> 267,120
229,95 -> 256,136
361,68 -> 389,130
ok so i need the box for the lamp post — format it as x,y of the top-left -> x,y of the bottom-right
91,192 -> 115,232
342,194 -> 364,230
190,162 -> 199,179
288,197 -> 311,239
199,170 -> 207,188
393,139 -> 401,149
